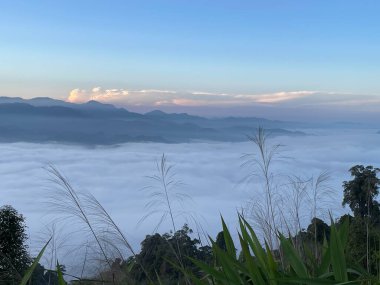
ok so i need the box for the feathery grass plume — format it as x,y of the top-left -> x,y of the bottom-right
82,192 -> 154,283
285,175 -> 309,250
139,153 -> 195,284
139,154 -> 190,231
46,164 -> 154,284
308,171 -> 333,260
36,223 -> 72,283
241,127 -> 283,259
45,165 -> 113,270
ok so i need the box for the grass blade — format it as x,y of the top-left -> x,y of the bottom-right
19,238 -> 51,285
279,233 -> 308,279
329,219 -> 348,282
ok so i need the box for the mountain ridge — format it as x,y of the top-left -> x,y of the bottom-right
0,96 -> 308,145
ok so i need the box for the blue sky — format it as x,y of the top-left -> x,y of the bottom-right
1,0 -> 380,118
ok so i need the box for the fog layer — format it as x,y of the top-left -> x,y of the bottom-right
1,129 -> 379,267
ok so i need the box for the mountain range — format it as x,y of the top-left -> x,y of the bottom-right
0,96 -> 312,145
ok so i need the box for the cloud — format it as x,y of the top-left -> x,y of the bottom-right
2,130 -> 378,272
68,87 -> 129,103
66,87 -> 380,113
66,87 -> 318,106
250,91 -> 316,103
65,87 -> 380,121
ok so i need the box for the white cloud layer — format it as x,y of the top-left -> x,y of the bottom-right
67,87 -> 318,106
66,88 -> 380,121
1,129 -> 379,272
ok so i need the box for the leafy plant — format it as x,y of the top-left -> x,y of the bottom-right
19,239 -> 50,285
187,215 -> 373,285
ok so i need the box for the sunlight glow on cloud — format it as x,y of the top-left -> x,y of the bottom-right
68,87 -> 129,103
251,91 -> 316,103
66,87 -> 380,116
67,87 -> 317,106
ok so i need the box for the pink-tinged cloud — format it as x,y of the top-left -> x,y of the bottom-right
67,87 -> 317,106
251,91 -> 316,103
68,87 -> 129,103
66,87 -> 380,114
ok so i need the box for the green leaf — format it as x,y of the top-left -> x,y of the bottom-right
210,241 -> 244,284
278,277 -> 361,285
338,217 -> 349,248
329,219 -> 348,282
221,216 -> 236,259
190,257 -> 229,284
56,261 -> 66,285
264,241 -> 278,273
19,238 -> 51,285
239,216 -> 267,269
238,233 -> 267,285
168,258 -> 207,285
279,233 -> 308,279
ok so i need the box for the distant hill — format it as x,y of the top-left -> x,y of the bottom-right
0,96 -> 307,145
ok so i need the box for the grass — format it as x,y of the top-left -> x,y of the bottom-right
182,215 -> 374,285
23,214 -> 379,285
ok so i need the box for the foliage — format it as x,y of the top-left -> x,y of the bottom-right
215,231 -> 227,251
0,205 -> 31,284
342,165 -> 380,272
127,224 -> 212,285
186,215 -> 373,285
30,263 -> 67,285
343,165 -> 380,219
243,127 -> 282,253
19,239 -> 51,285
306,217 -> 330,244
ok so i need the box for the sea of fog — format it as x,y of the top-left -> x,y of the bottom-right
1,128 -> 379,271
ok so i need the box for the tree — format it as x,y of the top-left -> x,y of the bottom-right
342,165 -> 380,272
127,224 -> 212,284
215,231 -> 227,251
342,165 -> 380,219
0,205 -> 30,284
307,217 -> 330,244
30,263 -> 67,285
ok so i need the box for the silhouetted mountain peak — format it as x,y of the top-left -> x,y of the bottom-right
145,110 -> 167,116
81,100 -> 122,111
145,110 -> 202,120
0,96 -> 25,104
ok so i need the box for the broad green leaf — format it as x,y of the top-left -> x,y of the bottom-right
317,233 -> 331,277
338,217 -> 349,249
238,233 -> 267,285
329,219 -> 348,282
221,216 -> 236,259
239,216 -> 268,269
19,238 -> 51,285
279,233 -> 308,279
56,261 -> 65,285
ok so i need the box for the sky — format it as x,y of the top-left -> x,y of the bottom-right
1,0 -> 380,119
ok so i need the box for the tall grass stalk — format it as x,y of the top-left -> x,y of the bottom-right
46,165 -> 154,284
46,165 -> 113,270
308,171 -> 333,260
140,153 -> 194,284
242,127 -> 283,262
286,175 -> 308,251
